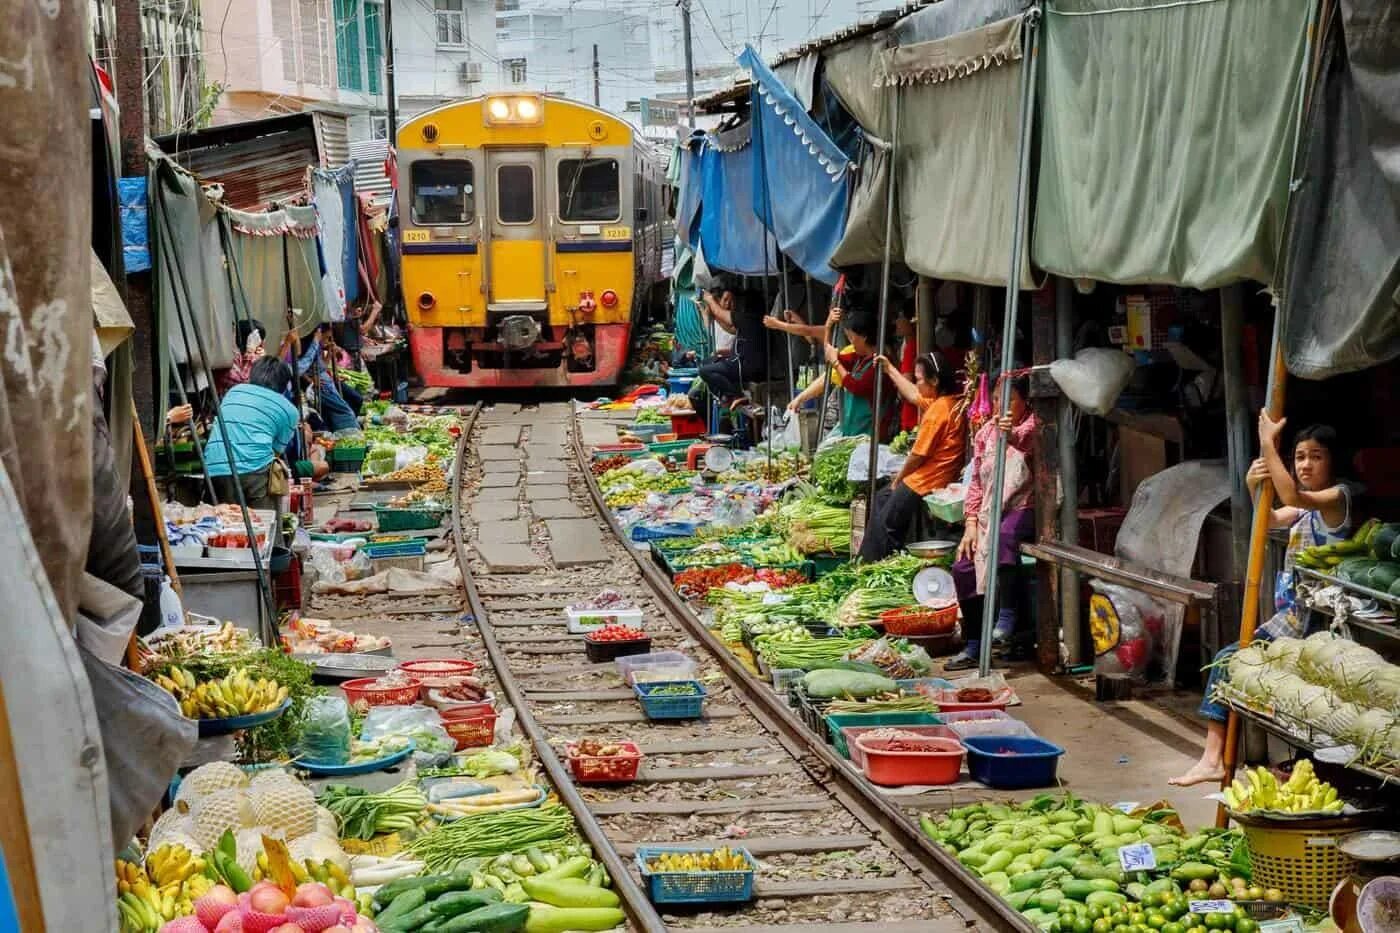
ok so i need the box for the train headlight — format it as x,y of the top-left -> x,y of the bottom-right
600,289 -> 619,309
483,94 -> 543,126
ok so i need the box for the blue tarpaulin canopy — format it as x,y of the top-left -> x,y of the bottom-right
739,45 -> 853,285
694,121 -> 777,277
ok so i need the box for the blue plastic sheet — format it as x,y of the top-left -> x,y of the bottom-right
696,135 -> 775,277
117,176 -> 150,273
676,139 -> 703,249
740,46 -> 851,285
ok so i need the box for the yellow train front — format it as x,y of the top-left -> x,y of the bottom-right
397,93 -> 667,389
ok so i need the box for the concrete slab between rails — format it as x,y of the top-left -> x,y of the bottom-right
526,483 -> 572,501
578,422 -> 622,448
529,499 -> 586,520
522,471 -> 569,486
471,500 -> 520,523
477,445 -> 521,462
479,474 -> 521,491
475,542 -> 546,573
589,796 -> 830,816
544,518 -> 607,565
524,459 -> 570,475
481,425 -> 522,446
527,427 -> 569,445
477,519 -> 531,544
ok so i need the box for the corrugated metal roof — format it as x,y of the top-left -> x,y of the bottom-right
350,138 -> 393,204
155,114 -> 319,210
314,112 -> 351,168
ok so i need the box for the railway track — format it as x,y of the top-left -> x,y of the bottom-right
438,401 -> 1030,933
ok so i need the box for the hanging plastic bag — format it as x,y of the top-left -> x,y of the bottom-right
299,695 -> 352,764
1089,580 -> 1158,682
969,373 -> 993,427
1049,347 -> 1136,416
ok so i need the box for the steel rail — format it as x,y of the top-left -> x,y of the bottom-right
449,407 -> 668,933
569,412 -> 1037,933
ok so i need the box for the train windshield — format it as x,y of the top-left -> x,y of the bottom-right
411,160 -> 474,224
557,158 -> 620,223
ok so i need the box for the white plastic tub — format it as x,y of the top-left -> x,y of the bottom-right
614,650 -> 696,685
564,605 -> 644,634
939,709 -> 1037,740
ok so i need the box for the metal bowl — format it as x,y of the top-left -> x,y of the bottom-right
907,540 -> 957,559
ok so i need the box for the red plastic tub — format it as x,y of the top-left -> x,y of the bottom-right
842,725 -> 957,770
397,659 -> 479,691
671,412 -> 707,439
439,703 -> 498,750
566,741 -> 644,784
854,734 -> 965,786
341,677 -> 422,711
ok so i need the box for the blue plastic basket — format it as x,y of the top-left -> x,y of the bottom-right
963,735 -> 1065,789
362,538 -> 427,559
633,680 -> 706,720
630,520 -> 701,544
635,845 -> 756,905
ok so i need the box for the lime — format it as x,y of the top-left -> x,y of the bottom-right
1162,924 -> 1184,933
1073,917 -> 1094,933
1235,920 -> 1258,933
1147,912 -> 1168,929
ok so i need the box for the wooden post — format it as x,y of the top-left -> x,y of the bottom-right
0,682 -> 45,931
1217,342 -> 1288,827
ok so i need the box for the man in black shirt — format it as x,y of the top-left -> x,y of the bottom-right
696,273 -> 768,405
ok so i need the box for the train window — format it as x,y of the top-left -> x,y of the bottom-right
557,158 -> 620,223
411,160 -> 474,225
497,164 -> 535,224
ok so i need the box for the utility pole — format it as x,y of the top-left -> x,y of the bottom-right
114,0 -> 157,437
384,0 -> 399,140
678,0 -> 696,126
593,44 -> 601,107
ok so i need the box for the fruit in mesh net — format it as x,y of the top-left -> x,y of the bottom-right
248,780 -> 316,838
149,808 -> 196,848
191,788 -> 255,851
235,827 -> 282,873
287,832 -> 348,871
315,806 -> 338,838
176,761 -> 249,809
248,768 -> 298,792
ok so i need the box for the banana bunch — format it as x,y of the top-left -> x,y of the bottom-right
1224,759 -> 1344,813
152,665 -> 288,719
647,846 -> 749,873
251,853 -> 355,900
145,842 -> 206,887
115,856 -> 206,932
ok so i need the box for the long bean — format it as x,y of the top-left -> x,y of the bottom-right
405,804 -> 577,872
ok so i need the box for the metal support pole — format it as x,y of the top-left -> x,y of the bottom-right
868,87 -> 901,526
978,11 -> 1040,678
679,0 -> 696,128
593,44 -> 601,107
384,0 -> 398,139
1055,277 -> 1083,666
1221,284 -> 1251,576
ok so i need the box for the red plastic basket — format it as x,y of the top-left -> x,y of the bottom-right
566,741 -> 643,784
439,704 -> 498,750
842,725 -> 957,770
879,604 -> 957,636
671,413 -> 707,439
341,677 -> 422,711
396,659 -> 478,691
855,734 -> 965,786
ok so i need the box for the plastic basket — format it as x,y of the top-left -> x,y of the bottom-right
566,741 -> 643,784
439,705 -> 498,750
810,553 -> 847,578
963,735 -> 1064,789
397,659 -> 479,691
940,709 -> 1037,740
855,734 -> 965,786
615,651 -> 696,685
330,444 -> 367,473
565,606 -> 644,634
583,634 -> 652,663
825,711 -> 943,758
635,846 -> 755,905
671,413 -> 707,439
341,677 -> 421,711
647,439 -> 696,459
362,539 -> 427,559
621,423 -> 669,443
633,680 -> 706,720
788,682 -> 831,735
374,504 -> 446,531
1238,817 -> 1362,911
880,604 -> 958,637
770,668 -> 804,694
630,521 -> 701,544
591,443 -> 649,462
844,725 -> 957,769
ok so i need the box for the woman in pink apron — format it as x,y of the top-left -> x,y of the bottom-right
945,374 -> 1038,671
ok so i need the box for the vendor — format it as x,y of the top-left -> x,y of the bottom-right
1170,418 -> 1355,787
858,351 -> 965,562
946,373 -> 1038,671
820,306 -> 898,441
294,323 -> 361,432
204,357 -> 300,509
694,274 -> 767,406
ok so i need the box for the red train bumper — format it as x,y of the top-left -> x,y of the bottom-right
409,324 -> 630,389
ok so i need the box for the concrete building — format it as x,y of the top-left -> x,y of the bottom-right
393,0 -> 498,120
92,0 -> 207,135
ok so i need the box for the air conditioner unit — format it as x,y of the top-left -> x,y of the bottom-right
459,61 -> 484,84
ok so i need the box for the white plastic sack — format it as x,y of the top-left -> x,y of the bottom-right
1049,347 -> 1136,415
846,443 -> 906,482
395,445 -> 429,470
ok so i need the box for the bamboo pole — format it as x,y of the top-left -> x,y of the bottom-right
133,407 -> 181,597
1216,340 -> 1287,828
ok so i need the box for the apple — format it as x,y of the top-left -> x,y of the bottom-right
206,886 -> 239,906
323,928 -> 352,933
269,925 -> 307,933
214,911 -> 245,933
291,883 -> 335,908
248,882 -> 291,916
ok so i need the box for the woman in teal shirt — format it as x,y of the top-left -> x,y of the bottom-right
205,357 -> 300,509
822,308 -> 897,441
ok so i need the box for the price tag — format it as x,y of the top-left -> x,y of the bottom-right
1117,842 -> 1156,872
1188,900 -> 1235,914
1112,801 -> 1140,814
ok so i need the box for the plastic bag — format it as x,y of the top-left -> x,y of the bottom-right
1049,347 -> 1136,416
620,458 -> 667,476
299,695 -> 352,764
969,373 -> 992,426
846,443 -> 906,482
395,445 -> 429,470
1089,580 -> 1159,682
846,638 -> 923,680
362,705 -> 457,767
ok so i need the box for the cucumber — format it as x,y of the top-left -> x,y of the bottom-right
378,888 -> 429,926
376,877 -> 442,909
431,890 -> 506,917
437,902 -> 531,933
422,870 -> 480,899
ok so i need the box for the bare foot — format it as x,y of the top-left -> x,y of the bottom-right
1168,761 -> 1225,787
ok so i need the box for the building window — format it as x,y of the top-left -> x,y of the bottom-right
364,0 -> 383,92
435,0 -> 465,46
504,57 -> 527,84
412,160 -> 475,225
557,158 -> 620,223
496,164 -> 535,224
370,114 -> 389,139
335,0 -> 362,90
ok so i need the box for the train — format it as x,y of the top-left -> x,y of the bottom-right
396,93 -> 670,389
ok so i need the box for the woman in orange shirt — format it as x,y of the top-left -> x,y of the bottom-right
858,351 -> 966,562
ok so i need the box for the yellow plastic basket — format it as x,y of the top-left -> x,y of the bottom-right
1240,821 -> 1358,910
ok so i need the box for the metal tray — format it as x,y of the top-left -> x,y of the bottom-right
293,651 -> 397,681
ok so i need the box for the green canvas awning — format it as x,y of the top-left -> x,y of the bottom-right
1032,0 -> 1311,289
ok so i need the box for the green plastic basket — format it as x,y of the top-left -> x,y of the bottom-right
810,554 -> 848,578
825,710 -> 943,757
648,439 -> 697,458
374,504 -> 446,531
